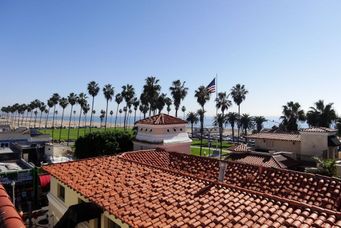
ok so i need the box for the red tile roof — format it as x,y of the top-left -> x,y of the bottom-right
226,152 -> 296,169
135,113 -> 187,125
43,150 -> 341,227
247,133 -> 301,142
0,184 -> 25,228
228,144 -> 251,153
301,127 -> 337,133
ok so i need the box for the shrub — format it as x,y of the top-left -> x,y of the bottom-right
74,129 -> 134,159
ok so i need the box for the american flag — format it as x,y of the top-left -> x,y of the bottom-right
206,78 -> 216,93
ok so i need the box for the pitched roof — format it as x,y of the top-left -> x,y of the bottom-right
0,185 -> 25,228
301,127 -> 337,133
227,152 -> 299,169
43,150 -> 341,227
228,144 -> 251,153
135,113 -> 187,125
247,133 -> 301,142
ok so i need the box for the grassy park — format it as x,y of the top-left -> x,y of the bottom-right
39,127 -> 128,141
191,138 -> 233,149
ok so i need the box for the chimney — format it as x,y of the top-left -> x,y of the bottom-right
218,161 -> 227,182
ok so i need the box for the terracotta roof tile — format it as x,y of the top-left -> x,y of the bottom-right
135,113 -> 187,125
0,184 -> 25,228
247,133 -> 301,142
301,127 -> 337,133
228,144 -> 251,153
43,149 -> 341,227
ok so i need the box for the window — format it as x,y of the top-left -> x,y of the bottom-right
57,184 -> 65,201
140,128 -> 143,131
173,128 -> 177,132
167,129 -> 170,132
180,128 -> 183,131
149,129 -> 152,132
108,219 -> 121,228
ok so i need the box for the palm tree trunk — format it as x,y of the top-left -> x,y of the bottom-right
231,125 -> 235,142
67,105 -> 74,145
191,123 -> 194,138
175,108 -> 178,117
237,105 -> 240,142
200,106 -> 205,157
83,114 -> 87,136
77,107 -> 82,138
17,112 -> 20,127
134,110 -> 137,123
29,111 -> 33,128
89,96 -> 95,133
51,106 -> 56,140
124,106 -> 128,129
220,125 -> 223,158
45,108 -> 50,128
114,105 -> 119,129
39,111 -> 43,128
59,109 -> 65,142
105,100 -> 109,130
25,111 -> 29,127
34,110 -> 38,128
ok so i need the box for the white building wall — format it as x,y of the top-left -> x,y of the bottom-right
300,132 -> 329,159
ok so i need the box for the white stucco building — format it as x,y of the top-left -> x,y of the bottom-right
133,113 -> 192,154
247,127 -> 340,161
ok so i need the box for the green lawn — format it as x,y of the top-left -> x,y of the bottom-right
191,138 -> 232,149
190,147 -> 230,157
39,127 -> 129,141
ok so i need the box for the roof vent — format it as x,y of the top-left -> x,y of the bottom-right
218,161 -> 227,182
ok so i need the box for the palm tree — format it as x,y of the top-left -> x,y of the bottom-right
100,110 -> 105,127
230,84 -> 248,141
240,114 -> 254,140
336,118 -> 341,136
156,93 -> 166,114
181,106 -> 186,119
32,99 -> 41,128
20,104 -> 27,126
38,102 -> 46,128
165,97 -> 172,115
109,110 -> 114,128
227,112 -> 238,142
196,109 -> 205,156
103,84 -> 114,130
58,97 -> 69,142
50,93 -> 60,139
114,93 -> 123,129
133,98 -> 140,123
121,84 -> 135,129
143,76 -> 161,116
253,116 -> 267,133
82,103 -> 90,135
139,105 -> 148,119
306,100 -> 337,128
67,93 -> 78,144
280,101 -> 306,132
169,80 -> 188,117
216,92 -> 232,115
46,99 -> 54,128
87,81 -> 100,132
76,93 -> 88,138
118,109 -> 123,127
213,113 -> 227,155
186,112 -> 199,138
195,86 -> 211,155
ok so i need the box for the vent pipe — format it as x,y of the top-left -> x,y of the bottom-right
218,161 -> 227,182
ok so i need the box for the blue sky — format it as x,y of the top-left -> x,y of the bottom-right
1,0 -> 341,117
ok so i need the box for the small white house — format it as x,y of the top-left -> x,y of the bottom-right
247,127 -> 340,161
133,113 -> 192,154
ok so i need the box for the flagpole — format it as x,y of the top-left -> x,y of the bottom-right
215,74 -> 218,115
